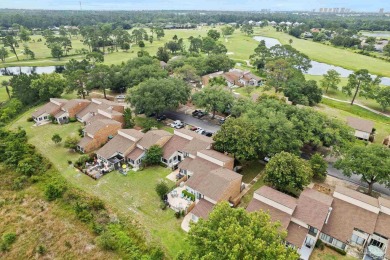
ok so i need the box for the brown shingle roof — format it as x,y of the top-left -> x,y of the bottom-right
180,157 -> 220,175
198,149 -> 233,163
335,186 -> 379,207
254,186 -> 297,211
119,129 -> 144,141
186,167 -> 242,202
96,135 -> 135,159
76,102 -> 99,119
183,139 -> 212,156
32,101 -> 62,117
162,135 -> 190,159
62,99 -> 90,111
85,119 -> 121,136
78,136 -> 93,148
190,199 -> 214,220
246,199 -> 291,230
374,213 -> 390,238
293,189 -> 333,230
286,222 -> 307,248
321,198 -> 378,242
346,116 -> 374,133
138,130 -> 172,149
127,147 -> 144,160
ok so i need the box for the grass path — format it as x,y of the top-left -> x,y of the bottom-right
253,27 -> 390,77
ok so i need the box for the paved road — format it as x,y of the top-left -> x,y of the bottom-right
327,163 -> 390,196
165,111 -> 221,133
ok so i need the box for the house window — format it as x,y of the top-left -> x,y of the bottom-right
309,226 -> 318,237
162,158 -> 168,163
173,156 -> 177,161
370,239 -> 384,249
351,234 -> 365,246
320,233 -> 333,244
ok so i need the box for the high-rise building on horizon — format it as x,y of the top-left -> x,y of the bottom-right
380,8 -> 384,14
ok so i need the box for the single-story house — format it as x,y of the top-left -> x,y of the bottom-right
247,185 -> 390,260
53,99 -> 91,124
347,116 -> 374,141
31,98 -> 68,124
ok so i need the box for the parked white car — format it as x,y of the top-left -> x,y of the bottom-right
170,120 -> 184,129
195,128 -> 204,134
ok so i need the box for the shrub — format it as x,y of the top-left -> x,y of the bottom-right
12,175 -> 28,190
37,245 -> 46,255
155,181 -> 169,200
182,190 -> 195,201
27,117 -> 34,122
175,211 -> 181,218
0,232 -> 17,252
69,117 -> 77,123
74,155 -> 93,168
143,145 -> 163,166
64,135 -> 80,150
160,202 -> 167,210
315,239 -> 324,250
45,182 -> 66,201
51,133 -> 62,144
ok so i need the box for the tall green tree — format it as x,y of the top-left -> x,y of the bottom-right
284,79 -> 323,106
320,69 -> 341,93
240,24 -> 254,36
143,145 -> 163,166
156,47 -> 170,63
2,35 -> 19,61
181,202 -> 299,260
123,108 -> 135,129
213,117 -> 261,160
221,26 -> 235,37
86,64 -> 112,99
335,144 -> 390,195
52,133 -> 62,144
10,74 -> 40,105
192,85 -> 234,118
342,69 -> 380,105
1,80 -> 11,100
265,59 -> 296,93
50,43 -> 64,60
250,40 -> 270,70
31,73 -> 66,101
310,153 -> 328,181
373,86 -> 390,112
207,29 -> 221,40
264,152 -> 313,193
65,70 -> 89,99
174,65 -> 200,82
0,47 -> 9,62
188,37 -> 202,53
128,78 -> 190,116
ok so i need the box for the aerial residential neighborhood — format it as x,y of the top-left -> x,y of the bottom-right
1,2 -> 390,260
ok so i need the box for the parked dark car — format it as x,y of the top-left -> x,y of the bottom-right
156,114 -> 167,121
219,118 -> 226,125
192,110 -> 202,116
202,131 -> 213,137
196,111 -> 207,118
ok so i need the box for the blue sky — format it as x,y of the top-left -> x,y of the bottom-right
1,0 -> 389,12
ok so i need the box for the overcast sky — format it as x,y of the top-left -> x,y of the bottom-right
1,0 -> 389,12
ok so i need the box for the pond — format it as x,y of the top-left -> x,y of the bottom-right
0,66 -> 65,76
253,36 -> 390,86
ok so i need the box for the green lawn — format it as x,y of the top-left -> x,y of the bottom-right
310,246 -> 356,260
0,76 -> 12,102
305,75 -> 389,114
239,160 -> 265,183
7,108 -> 189,258
253,27 -> 390,77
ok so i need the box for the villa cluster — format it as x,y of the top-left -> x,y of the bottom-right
247,185 -> 390,260
202,68 -> 263,88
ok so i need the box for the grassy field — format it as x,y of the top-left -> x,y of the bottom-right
7,109 -> 189,258
253,27 -> 390,77
305,75 -> 390,114
0,27 -> 261,68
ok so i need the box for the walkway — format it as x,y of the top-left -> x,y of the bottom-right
322,95 -> 390,118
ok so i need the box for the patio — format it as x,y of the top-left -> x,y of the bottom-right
167,186 -> 194,213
